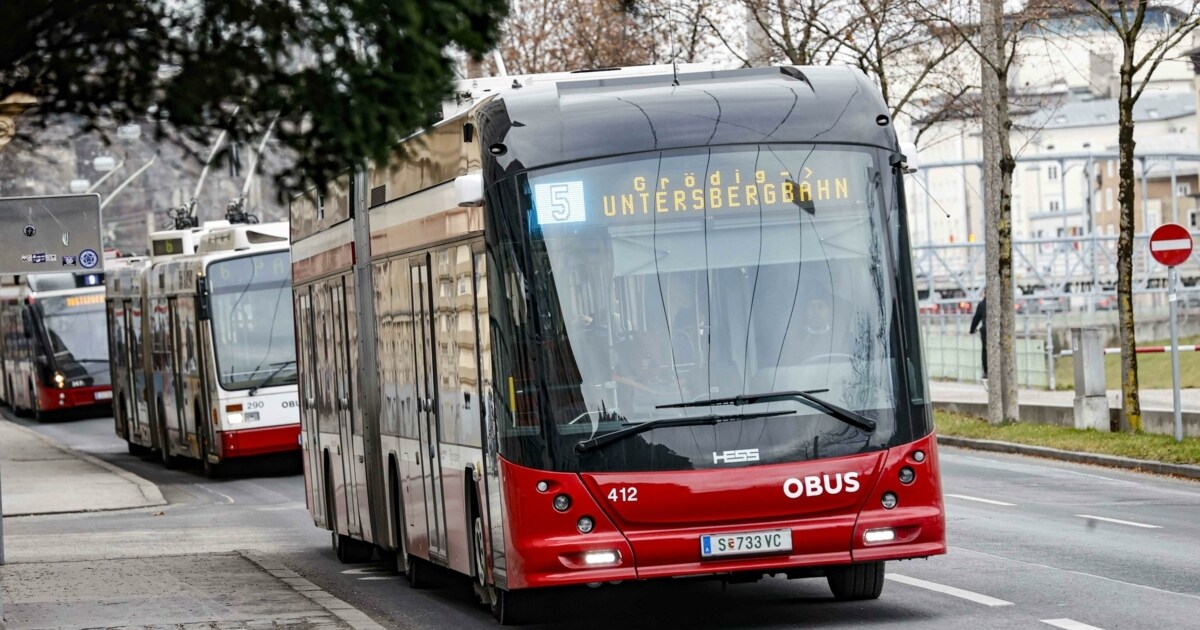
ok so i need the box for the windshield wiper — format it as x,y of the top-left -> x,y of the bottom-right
574,410 -> 795,454
657,390 -> 876,434
248,360 -> 296,396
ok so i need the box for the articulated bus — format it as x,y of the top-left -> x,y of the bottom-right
106,222 -> 300,475
291,66 -> 944,624
0,272 -> 111,420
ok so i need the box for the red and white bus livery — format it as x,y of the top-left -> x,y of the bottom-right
292,65 -> 944,624
107,222 -> 300,474
1,272 -> 111,419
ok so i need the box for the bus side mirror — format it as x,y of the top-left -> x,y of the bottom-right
893,141 -> 919,174
455,172 -> 484,207
196,276 -> 211,321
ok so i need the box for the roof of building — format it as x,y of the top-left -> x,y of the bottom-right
1022,90 -> 1195,131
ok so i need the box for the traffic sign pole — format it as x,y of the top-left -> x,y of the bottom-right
1149,223 -> 1192,443
1170,265 -> 1183,443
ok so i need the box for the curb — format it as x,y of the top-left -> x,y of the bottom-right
238,550 -> 386,630
938,435 -> 1200,480
1,418 -> 166,513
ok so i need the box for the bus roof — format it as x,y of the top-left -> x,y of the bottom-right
478,66 -> 895,179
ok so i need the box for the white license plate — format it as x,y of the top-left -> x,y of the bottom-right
700,529 -> 792,559
94,391 -> 113,400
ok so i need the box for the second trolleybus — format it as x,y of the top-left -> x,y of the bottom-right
1,272 -> 111,420
107,222 -> 301,475
291,65 -> 945,624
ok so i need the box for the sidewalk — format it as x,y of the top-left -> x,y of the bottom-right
0,418 -> 164,516
0,418 -> 383,629
930,381 -> 1200,436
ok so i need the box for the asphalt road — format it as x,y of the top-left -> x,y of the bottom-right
11,413 -> 1200,629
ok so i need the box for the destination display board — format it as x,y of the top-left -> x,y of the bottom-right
530,147 -> 873,228
0,193 -> 104,274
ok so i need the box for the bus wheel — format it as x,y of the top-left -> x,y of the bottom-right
490,587 -> 529,626
333,532 -> 373,564
199,430 -> 221,478
473,515 -> 488,593
826,561 -> 885,601
406,555 -> 432,589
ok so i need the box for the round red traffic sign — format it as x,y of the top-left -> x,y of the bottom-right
1149,223 -> 1193,267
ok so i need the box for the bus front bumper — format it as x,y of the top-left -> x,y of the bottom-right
219,424 -> 301,459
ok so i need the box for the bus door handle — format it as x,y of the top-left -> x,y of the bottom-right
338,397 -> 349,410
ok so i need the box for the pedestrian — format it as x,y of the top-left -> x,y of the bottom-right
969,290 -> 987,380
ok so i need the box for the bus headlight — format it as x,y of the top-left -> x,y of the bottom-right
54,371 -> 65,387
228,412 -> 260,425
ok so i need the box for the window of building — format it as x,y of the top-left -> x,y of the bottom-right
1108,160 -> 1114,178
1049,200 -> 1060,212
1048,165 -> 1059,180
1106,188 -> 1114,211
1190,211 -> 1197,227
1178,183 -> 1192,197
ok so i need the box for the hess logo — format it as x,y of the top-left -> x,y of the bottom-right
782,472 -> 860,499
713,448 -> 759,464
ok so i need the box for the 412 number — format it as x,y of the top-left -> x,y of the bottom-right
607,487 -> 638,502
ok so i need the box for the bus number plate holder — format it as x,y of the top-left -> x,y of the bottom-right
700,529 -> 792,559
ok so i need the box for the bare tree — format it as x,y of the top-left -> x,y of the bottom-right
921,1 -> 1061,424
1071,0 -> 1200,432
740,0 -> 852,65
490,0 -> 665,74
812,0 -> 974,145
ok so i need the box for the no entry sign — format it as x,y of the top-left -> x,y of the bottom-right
1149,223 -> 1193,267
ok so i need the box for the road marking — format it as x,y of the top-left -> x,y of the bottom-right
194,484 -> 236,504
1076,514 -> 1161,529
359,576 -> 402,581
945,493 -> 1016,507
1042,619 -> 1105,630
341,566 -> 391,575
951,545 -> 1200,602
885,574 -> 1014,606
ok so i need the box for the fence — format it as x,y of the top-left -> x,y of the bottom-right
921,313 -> 1052,388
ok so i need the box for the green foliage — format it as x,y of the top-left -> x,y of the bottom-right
0,0 -> 508,193
935,410 -> 1200,466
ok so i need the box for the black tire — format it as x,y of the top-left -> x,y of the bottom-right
406,554 -> 432,589
199,431 -> 222,478
490,587 -> 531,626
826,561 -> 885,601
333,532 -> 374,564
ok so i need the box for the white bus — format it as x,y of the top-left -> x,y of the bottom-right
107,222 -> 301,475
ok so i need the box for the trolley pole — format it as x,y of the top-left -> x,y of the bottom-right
1170,266 -> 1183,443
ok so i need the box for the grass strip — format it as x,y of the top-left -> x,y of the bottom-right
935,410 -> 1200,466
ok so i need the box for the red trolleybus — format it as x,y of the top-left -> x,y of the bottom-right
0,272 -> 111,420
292,66 -> 944,624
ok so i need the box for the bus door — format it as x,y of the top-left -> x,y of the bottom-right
331,277 -> 363,536
167,298 -> 192,456
411,258 -> 447,561
120,301 -> 139,437
296,287 -> 322,522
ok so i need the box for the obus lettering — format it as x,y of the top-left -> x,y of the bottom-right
781,472 -> 860,499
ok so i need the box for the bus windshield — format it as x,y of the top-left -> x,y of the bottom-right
40,293 -> 111,386
500,144 -> 908,472
208,251 -> 297,391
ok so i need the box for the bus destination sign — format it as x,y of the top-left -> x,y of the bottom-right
534,167 -> 864,227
